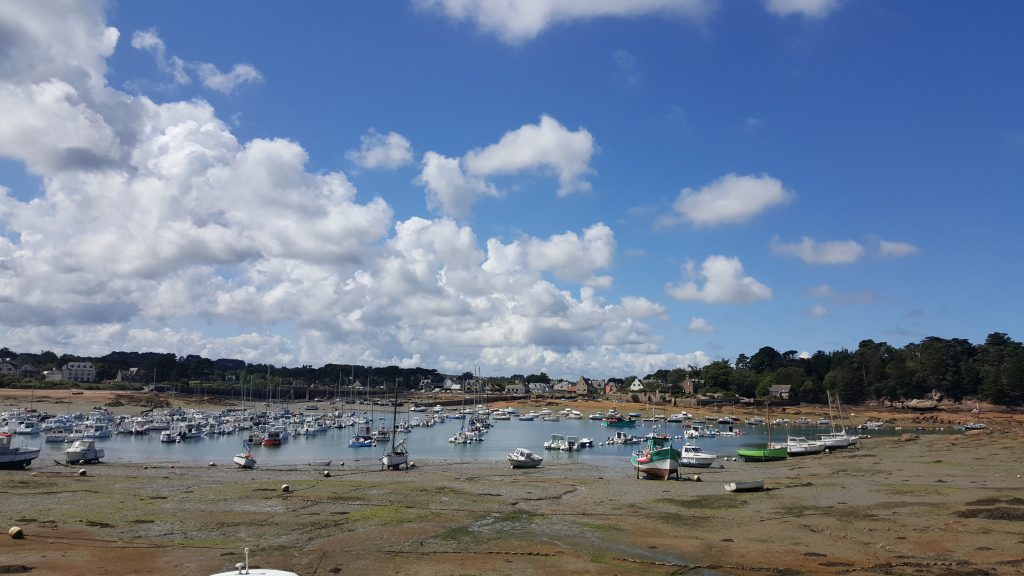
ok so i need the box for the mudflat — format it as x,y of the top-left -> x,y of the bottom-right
2,423 -> 1023,575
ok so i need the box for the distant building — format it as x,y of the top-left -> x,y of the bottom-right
681,377 -> 702,395
628,378 -> 645,392
61,362 -> 96,383
575,376 -> 597,397
505,382 -> 530,395
769,385 -> 792,400
116,367 -> 141,382
0,362 -> 16,376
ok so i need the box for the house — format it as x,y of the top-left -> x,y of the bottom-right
443,377 -> 461,392
575,377 -> 596,397
505,382 -> 531,395
116,367 -> 141,382
769,384 -> 792,400
603,381 -> 618,395
553,380 -> 575,394
0,362 -> 16,376
61,362 -> 96,383
628,378 -> 645,392
681,376 -> 702,395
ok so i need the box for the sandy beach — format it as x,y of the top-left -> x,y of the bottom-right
2,390 -> 1023,575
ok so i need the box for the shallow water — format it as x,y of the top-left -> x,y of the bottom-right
18,415 -> 942,467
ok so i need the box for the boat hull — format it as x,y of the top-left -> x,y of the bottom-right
233,453 -> 256,469
381,452 -> 409,470
632,457 -> 679,479
724,480 -> 765,492
0,449 -> 40,469
736,446 -> 788,462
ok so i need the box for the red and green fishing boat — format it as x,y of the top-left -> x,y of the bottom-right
631,434 -> 681,480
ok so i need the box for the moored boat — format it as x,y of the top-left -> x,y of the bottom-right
724,479 -> 765,492
64,439 -> 105,464
736,444 -> 788,462
631,434 -> 681,480
233,441 -> 256,469
0,432 -> 40,469
507,447 -> 543,469
679,443 -> 717,468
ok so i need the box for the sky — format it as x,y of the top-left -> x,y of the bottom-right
0,0 -> 1022,379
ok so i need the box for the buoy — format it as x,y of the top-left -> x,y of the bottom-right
323,470 -> 331,478
693,474 -> 702,482
78,469 -> 87,476
281,484 -> 290,493
208,462 -> 216,467
338,460 -> 344,466
9,526 -> 24,539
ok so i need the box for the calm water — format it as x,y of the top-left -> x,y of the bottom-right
20,416 -> 936,467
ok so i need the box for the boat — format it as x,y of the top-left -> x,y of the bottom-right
64,439 -> 105,464
724,480 -> 765,492
209,547 -> 298,576
678,443 -> 717,468
736,401 -> 787,462
381,385 -> 410,470
543,433 -> 566,450
783,436 -> 826,456
601,416 -> 636,428
631,434 -> 681,480
0,432 -> 40,469
507,447 -> 543,469
233,441 -> 256,469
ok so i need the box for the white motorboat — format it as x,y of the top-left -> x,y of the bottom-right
0,432 -> 40,469
783,436 -> 825,456
507,447 -> 543,469
64,439 -> 105,464
678,443 -> 717,468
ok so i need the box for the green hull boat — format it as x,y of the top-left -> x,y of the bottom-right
736,445 -> 788,462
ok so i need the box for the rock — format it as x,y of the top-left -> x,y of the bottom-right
9,526 -> 24,539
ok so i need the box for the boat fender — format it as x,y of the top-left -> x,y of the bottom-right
339,460 -> 344,466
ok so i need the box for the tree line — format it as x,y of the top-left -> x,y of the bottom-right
1,332 -> 1021,406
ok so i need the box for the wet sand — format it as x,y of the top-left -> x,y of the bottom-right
2,391 -> 1023,575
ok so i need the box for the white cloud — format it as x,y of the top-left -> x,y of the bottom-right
879,239 -> 919,258
463,115 -> 594,196
0,0 -> 712,379
765,0 -> 842,19
483,223 -> 616,288
417,115 -> 595,217
666,255 -> 772,304
130,28 -> 261,93
771,236 -> 864,265
614,49 -> 644,87
665,173 -> 794,227
413,0 -> 712,43
688,317 -> 714,333
346,129 -> 414,170
196,62 -> 263,94
809,303 -> 828,317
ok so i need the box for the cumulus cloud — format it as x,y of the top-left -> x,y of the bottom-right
765,0 -> 842,19
664,173 -> 793,227
417,115 -> 595,217
687,317 -> 714,333
771,236 -> 864,265
413,0 -> 712,43
879,239 -> 919,258
665,256 -> 772,304
483,223 -> 616,288
346,129 -> 414,170
0,1 -> 709,379
196,62 -> 263,94
809,303 -> 828,317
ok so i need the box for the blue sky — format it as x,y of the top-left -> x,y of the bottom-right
0,0 -> 1021,378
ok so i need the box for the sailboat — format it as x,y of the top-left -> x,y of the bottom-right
233,440 -> 256,469
818,391 -> 856,448
380,384 -> 409,470
736,400 -> 788,462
